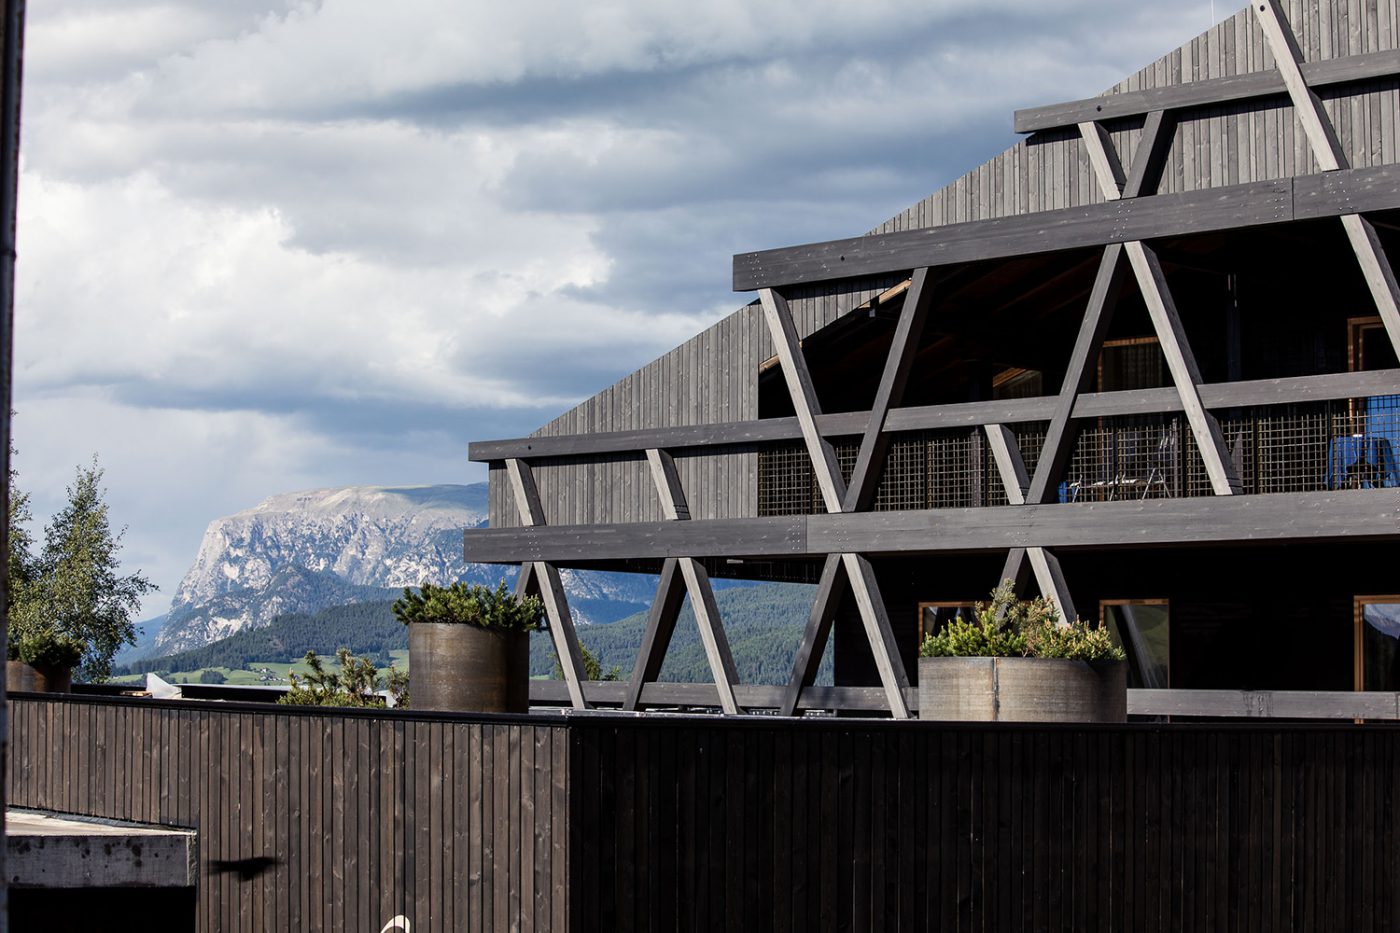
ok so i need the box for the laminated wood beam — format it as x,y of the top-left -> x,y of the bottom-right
1125,240 -> 1242,495
462,489 -> 1399,563
842,552 -> 910,719
645,448 -> 690,521
634,448 -> 741,714
1120,110 -> 1174,200
1078,120 -> 1240,495
1255,0 -> 1347,172
1014,47 -> 1400,133
472,369 -> 1400,461
1340,215 -> 1400,361
623,558 -> 686,711
1256,0 -> 1400,361
760,286 -> 912,718
504,458 -> 589,709
759,287 -> 847,512
1078,121 -> 1125,200
778,554 -> 845,717
732,164 -> 1400,291
1025,244 -> 1128,505
531,679 -> 921,713
677,557 -> 741,714
984,423 -> 1077,624
844,266 -> 936,512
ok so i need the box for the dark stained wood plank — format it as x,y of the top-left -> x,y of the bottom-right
735,163 -> 1400,290
1014,47 -> 1400,133
470,368 -> 1400,461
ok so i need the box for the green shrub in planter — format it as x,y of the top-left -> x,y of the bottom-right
14,627 -> 86,670
919,580 -> 1124,662
392,581 -> 542,632
918,581 -> 1126,722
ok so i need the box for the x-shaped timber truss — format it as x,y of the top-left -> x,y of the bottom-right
493,1 -> 1400,716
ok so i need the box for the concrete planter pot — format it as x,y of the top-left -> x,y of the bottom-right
408,622 -> 528,713
918,656 -> 1126,723
6,660 -> 73,694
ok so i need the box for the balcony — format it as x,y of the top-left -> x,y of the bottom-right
758,395 -> 1400,515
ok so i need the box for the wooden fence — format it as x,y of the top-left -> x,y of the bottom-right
10,694 -> 1400,932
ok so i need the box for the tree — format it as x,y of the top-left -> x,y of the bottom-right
16,458 -> 156,681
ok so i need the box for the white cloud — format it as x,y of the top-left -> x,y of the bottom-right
12,0 -> 1224,609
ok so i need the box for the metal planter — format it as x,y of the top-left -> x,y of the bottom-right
6,660 -> 72,694
408,623 -> 529,713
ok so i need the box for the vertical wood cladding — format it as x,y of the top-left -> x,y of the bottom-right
16,696 -> 1399,932
489,0 -> 1400,530
6,697 -> 571,933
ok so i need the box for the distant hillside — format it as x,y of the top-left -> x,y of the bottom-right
120,582 -> 826,686
529,582 -> 828,685
119,600 -> 403,676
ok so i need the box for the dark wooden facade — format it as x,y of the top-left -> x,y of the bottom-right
12,693 -> 1400,932
466,0 -> 1400,716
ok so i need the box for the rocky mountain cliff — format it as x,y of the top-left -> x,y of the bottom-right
152,484 -> 657,655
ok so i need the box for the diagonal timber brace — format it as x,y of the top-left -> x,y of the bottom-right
624,448 -> 742,714
761,285 -> 915,719
1079,120 -> 1242,496
983,424 -> 1078,625
506,458 -> 590,709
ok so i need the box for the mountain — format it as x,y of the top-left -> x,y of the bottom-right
152,484 -> 659,656
120,582 -> 824,688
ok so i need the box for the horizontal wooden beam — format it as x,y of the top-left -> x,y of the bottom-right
530,681 -> 1400,719
464,489 -> 1399,563
530,680 -> 916,712
470,368 -> 1400,461
1128,689 -> 1400,720
732,164 -> 1400,290
1014,48 -> 1400,133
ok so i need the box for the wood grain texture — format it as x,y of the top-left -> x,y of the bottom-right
463,488 -> 1400,563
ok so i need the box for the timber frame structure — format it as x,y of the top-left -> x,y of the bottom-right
466,0 -> 1400,718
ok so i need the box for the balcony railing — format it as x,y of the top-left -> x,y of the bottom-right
758,394 -> 1400,515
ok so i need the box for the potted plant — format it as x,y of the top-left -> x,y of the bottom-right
393,581 -> 542,713
6,627 -> 85,694
918,580 -> 1127,722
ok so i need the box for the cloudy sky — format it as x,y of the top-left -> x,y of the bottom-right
12,0 -> 1223,614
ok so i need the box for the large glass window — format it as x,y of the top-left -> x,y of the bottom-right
1355,596 -> 1400,691
1101,600 -> 1170,688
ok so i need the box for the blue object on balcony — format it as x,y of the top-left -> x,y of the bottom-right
1327,434 -> 1399,489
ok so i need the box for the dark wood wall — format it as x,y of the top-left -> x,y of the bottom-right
571,716 -> 1400,933
11,695 -> 1400,932
6,696 -> 569,933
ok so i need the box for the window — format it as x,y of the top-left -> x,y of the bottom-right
1354,596 -> 1400,691
1348,316 -> 1399,373
917,601 -> 978,645
1101,599 -> 1170,689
